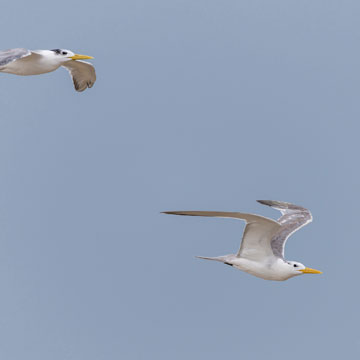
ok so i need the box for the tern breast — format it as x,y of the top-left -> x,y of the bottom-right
1,54 -> 60,75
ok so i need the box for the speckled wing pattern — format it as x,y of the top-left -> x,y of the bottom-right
257,200 -> 313,259
0,48 -> 31,67
61,60 -> 96,92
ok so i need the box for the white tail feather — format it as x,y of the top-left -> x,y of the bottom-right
196,255 -> 228,263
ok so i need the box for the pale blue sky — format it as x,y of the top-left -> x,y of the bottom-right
0,0 -> 359,359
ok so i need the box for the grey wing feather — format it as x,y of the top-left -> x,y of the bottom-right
0,48 -> 31,66
162,211 -> 276,223
61,60 -> 96,92
162,210 -> 281,261
257,200 -> 312,258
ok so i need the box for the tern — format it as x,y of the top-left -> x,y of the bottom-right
163,200 -> 322,281
0,48 -> 96,92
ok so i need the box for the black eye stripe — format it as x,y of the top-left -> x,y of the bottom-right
51,49 -> 68,55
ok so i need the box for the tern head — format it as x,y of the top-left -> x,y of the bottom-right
51,49 -> 94,62
286,261 -> 322,277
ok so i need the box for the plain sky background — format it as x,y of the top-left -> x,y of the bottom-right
0,0 -> 359,359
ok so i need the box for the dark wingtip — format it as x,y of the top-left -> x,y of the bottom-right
161,211 -> 193,216
257,200 -> 272,206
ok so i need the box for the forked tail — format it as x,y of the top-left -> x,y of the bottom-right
196,255 -> 230,263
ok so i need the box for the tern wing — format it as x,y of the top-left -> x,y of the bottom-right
257,200 -> 313,258
162,211 -> 281,261
0,48 -> 31,67
62,60 -> 96,92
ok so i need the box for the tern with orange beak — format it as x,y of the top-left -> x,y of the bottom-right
163,200 -> 322,281
0,48 -> 96,92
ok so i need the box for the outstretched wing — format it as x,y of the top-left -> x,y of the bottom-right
0,48 -> 31,67
257,200 -> 312,258
62,60 -> 96,92
162,211 -> 281,261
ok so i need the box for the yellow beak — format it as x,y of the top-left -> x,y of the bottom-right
69,54 -> 94,60
300,267 -> 322,274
